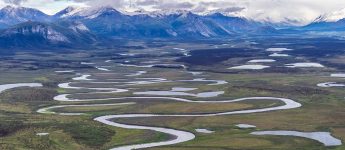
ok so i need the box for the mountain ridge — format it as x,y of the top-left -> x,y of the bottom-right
0,5 -> 343,49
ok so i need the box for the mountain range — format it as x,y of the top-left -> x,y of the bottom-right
303,8 -> 345,31
0,5 -> 344,49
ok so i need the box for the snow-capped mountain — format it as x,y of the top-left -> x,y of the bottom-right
0,21 -> 96,49
53,6 -> 84,19
55,6 -> 269,38
0,5 -> 281,49
54,6 -> 123,20
165,12 -> 233,37
314,8 -> 345,22
201,8 -> 246,18
304,8 -> 345,31
205,13 -> 258,32
2,22 -> 68,42
145,9 -> 192,18
53,7 -> 233,38
0,5 -> 50,28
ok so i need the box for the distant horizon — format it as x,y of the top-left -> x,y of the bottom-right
2,0 -> 345,26
1,1 -> 344,150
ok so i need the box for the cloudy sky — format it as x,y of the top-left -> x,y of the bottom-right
2,0 -> 345,25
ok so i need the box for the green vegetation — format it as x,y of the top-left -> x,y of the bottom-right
63,122 -> 115,147
0,120 -> 24,137
1,40 -> 345,150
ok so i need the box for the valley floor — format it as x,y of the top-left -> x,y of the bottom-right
1,37 -> 345,150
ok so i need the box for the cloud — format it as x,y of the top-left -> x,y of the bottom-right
2,0 -> 345,25
4,0 -> 26,5
0,0 -> 87,14
136,0 -> 158,6
152,1 -> 194,10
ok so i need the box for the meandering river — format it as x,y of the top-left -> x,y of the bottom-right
36,70 -> 309,150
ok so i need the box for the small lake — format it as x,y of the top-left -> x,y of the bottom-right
0,83 -> 42,93
251,131 -> 342,146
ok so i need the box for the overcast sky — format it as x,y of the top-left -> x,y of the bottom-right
2,0 -> 345,25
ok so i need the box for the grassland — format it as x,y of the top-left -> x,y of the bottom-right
1,38 -> 345,150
